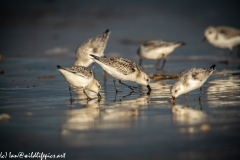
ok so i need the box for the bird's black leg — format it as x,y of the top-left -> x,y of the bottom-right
113,79 -> 119,102
199,99 -> 203,110
185,93 -> 188,101
119,80 -> 138,90
160,54 -> 166,70
113,78 -> 119,92
69,86 -> 74,103
198,87 -> 202,101
114,91 -> 118,102
103,70 -> 107,87
83,88 -> 92,101
139,58 -> 143,66
155,59 -> 162,67
122,90 -> 135,98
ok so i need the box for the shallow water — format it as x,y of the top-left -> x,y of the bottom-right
1,56 -> 240,159
1,0 -> 240,159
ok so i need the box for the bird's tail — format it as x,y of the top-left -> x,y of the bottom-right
90,54 -> 100,60
175,41 -> 186,46
209,64 -> 216,70
57,65 -> 62,69
103,29 -> 110,36
89,54 -> 110,67
99,29 -> 111,41
206,64 -> 216,73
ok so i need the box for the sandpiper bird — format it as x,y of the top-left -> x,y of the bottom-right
202,26 -> 240,56
137,40 -> 185,69
170,65 -> 215,101
57,65 -> 101,101
74,29 -> 111,67
89,54 -> 151,94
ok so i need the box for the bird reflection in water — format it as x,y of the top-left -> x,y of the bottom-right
61,94 -> 149,133
172,104 -> 206,125
60,93 -> 150,146
171,103 -> 210,134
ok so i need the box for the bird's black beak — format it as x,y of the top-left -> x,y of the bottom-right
201,36 -> 207,44
97,92 -> 102,101
57,65 -> 62,69
147,85 -> 151,95
172,96 -> 175,100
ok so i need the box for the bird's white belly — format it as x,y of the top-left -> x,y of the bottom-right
182,79 -> 206,95
59,69 -> 92,88
209,36 -> 240,49
141,47 -> 174,59
101,64 -> 136,81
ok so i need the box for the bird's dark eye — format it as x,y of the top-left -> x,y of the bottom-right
175,90 -> 177,93
98,85 -> 101,88
146,79 -> 149,81
208,31 -> 212,34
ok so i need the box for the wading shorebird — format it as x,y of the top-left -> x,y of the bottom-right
170,65 -> 215,101
137,40 -> 185,69
57,65 -> 101,101
74,29 -> 111,67
89,54 -> 151,95
202,26 -> 240,56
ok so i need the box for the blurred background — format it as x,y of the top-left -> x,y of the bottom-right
1,0 -> 240,57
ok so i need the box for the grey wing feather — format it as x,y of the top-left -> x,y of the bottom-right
179,67 -> 213,82
110,58 -> 140,75
87,30 -> 110,53
64,66 -> 93,78
217,26 -> 240,39
142,40 -> 178,52
191,69 -> 209,81
143,40 -> 169,48
178,68 -> 192,78
178,68 -> 193,84
76,30 -> 110,58
95,56 -> 139,75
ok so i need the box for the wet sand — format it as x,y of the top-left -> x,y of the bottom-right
1,0 -> 240,159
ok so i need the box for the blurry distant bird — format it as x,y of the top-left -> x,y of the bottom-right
202,26 -> 240,56
57,65 -> 101,101
137,40 -> 185,69
170,65 -> 215,101
74,29 -> 111,67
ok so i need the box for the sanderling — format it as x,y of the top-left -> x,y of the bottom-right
57,65 -> 101,101
137,40 -> 185,69
74,29 -> 111,67
170,65 -> 215,101
202,26 -> 240,55
89,54 -> 151,94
